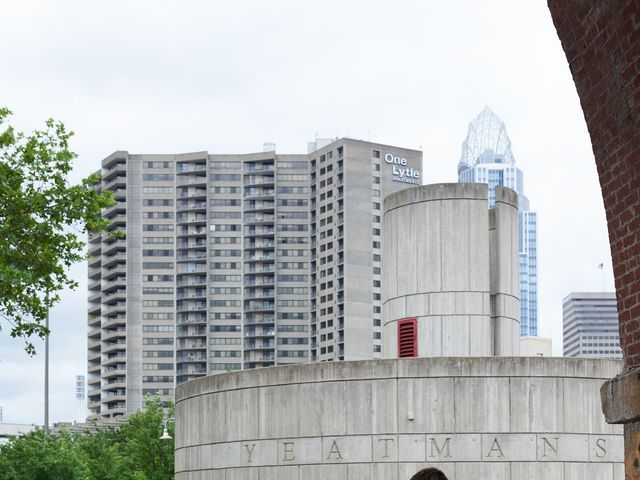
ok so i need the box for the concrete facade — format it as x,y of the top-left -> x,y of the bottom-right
382,184 -> 519,358
174,357 -> 623,479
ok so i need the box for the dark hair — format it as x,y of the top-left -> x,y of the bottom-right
409,468 -> 449,480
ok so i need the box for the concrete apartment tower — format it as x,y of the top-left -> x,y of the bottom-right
87,139 -> 422,419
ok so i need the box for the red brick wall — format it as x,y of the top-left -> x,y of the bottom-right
548,1 -> 640,367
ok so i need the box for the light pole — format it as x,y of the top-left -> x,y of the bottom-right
44,309 -> 49,436
160,416 -> 175,440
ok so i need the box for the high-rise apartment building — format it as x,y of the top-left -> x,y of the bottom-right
457,107 -> 538,336
87,138 -> 422,419
563,292 -> 622,358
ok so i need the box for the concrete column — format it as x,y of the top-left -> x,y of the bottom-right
382,183 -> 492,358
490,186 -> 520,355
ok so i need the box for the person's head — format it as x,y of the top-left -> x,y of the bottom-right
410,468 -> 448,480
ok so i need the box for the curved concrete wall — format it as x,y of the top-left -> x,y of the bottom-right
382,183 -> 519,358
174,357 -> 623,480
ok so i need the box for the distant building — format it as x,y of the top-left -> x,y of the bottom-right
0,424 -> 36,445
520,335 -> 552,357
563,292 -> 622,358
457,107 -> 538,336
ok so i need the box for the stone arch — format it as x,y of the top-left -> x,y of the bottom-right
409,467 -> 449,480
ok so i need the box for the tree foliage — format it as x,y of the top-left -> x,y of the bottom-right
0,398 -> 174,480
0,107 -> 115,354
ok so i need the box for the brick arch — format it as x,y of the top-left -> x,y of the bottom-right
547,1 -> 639,366
547,2 -> 640,476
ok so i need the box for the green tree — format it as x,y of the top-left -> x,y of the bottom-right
0,107 -> 115,354
0,429 -> 90,480
118,397 -> 174,480
0,397 -> 174,480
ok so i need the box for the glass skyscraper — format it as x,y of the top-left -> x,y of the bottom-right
457,107 -> 538,336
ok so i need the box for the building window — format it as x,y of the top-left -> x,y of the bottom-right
398,318 -> 417,358
372,150 -> 380,158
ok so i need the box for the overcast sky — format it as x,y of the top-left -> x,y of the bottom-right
0,0 -> 614,425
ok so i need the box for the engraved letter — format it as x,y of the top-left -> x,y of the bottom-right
486,438 -> 504,458
541,437 -> 559,458
428,437 -> 452,458
243,443 -> 256,463
326,440 -> 343,460
595,438 -> 607,458
378,438 -> 394,459
282,442 -> 295,462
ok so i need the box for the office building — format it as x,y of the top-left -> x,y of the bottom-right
87,138 -> 422,419
457,106 -> 538,336
563,292 -> 622,358
519,336 -> 552,357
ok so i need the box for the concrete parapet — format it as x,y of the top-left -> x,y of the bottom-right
174,357 -> 623,479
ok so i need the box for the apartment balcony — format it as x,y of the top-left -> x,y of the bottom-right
88,265 -> 102,280
244,351 -> 275,362
103,340 -> 126,354
244,277 -> 274,286
177,238 -> 207,249
102,377 -> 126,388
176,365 -> 207,375
176,326 -> 207,337
88,302 -> 101,315
88,290 -> 101,303
103,289 -> 126,302
243,314 -> 275,325
177,188 -> 207,199
176,289 -> 206,300
244,178 -> 275,190
103,353 -> 127,366
103,175 -> 127,191
102,201 -> 127,219
103,364 -> 127,378
176,264 -> 207,274
102,328 -> 126,342
88,350 -> 101,362
102,239 -> 126,256
245,265 -> 274,274
244,226 -> 275,237
244,164 -> 274,173
176,213 -> 207,225
88,241 -> 102,257
88,364 -> 101,375
112,188 -> 127,200
88,317 -> 101,331
102,162 -> 127,180
102,252 -> 126,268
177,276 -> 207,287
244,328 -> 275,338
177,251 -> 207,261
177,339 -> 206,349
244,301 -> 275,312
177,201 -> 207,211
176,226 -> 207,237
244,290 -> 275,300
244,213 -> 275,224
177,315 -> 207,325
244,189 -> 275,199
176,302 -> 207,312
176,175 -> 207,187
177,352 -> 207,362
244,253 -> 275,262
103,302 -> 126,316
244,200 -> 275,212
177,163 -> 206,173
244,340 -> 275,350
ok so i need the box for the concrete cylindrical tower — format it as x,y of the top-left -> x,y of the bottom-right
382,183 -> 519,358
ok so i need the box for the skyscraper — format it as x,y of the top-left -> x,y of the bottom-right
563,292 -> 622,358
87,138 -> 422,419
457,107 -> 538,336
